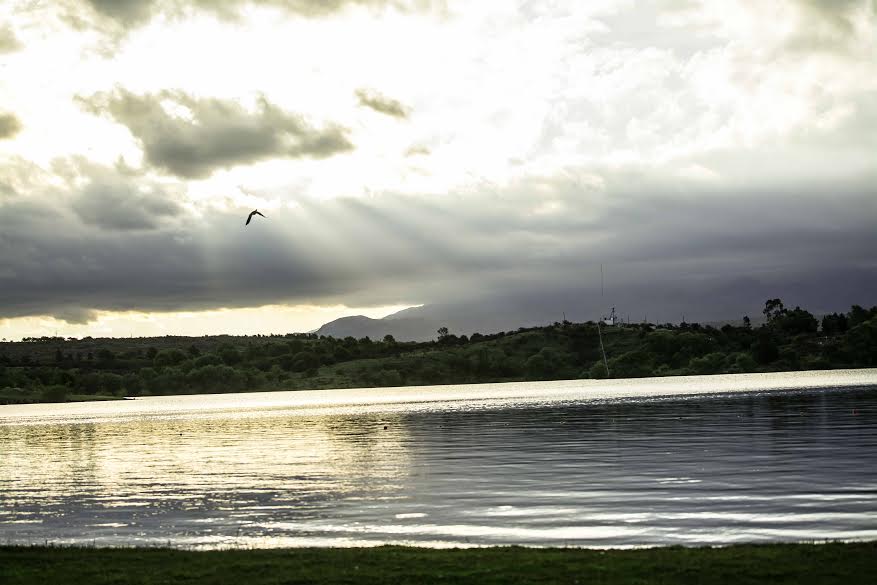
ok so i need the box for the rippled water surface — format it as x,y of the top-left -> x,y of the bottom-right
2,370 -> 876,548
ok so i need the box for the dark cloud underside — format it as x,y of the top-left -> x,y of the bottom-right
0,113 -> 22,139
78,90 -> 353,178
356,89 -> 410,119
0,25 -> 22,53
86,0 -> 154,26
0,158 -> 874,324
2,1 -> 875,330
785,0 -> 876,51
72,179 -> 183,231
77,0 -> 442,33
795,0 -> 871,31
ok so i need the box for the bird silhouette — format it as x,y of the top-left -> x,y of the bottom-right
245,209 -> 266,226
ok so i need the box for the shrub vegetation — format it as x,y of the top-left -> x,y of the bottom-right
1,300 -> 875,403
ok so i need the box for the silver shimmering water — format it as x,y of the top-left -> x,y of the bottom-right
1,369 -> 876,548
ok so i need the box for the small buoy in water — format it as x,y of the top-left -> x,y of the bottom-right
383,425 -> 388,430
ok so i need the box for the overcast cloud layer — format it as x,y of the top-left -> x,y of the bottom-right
0,0 -> 875,336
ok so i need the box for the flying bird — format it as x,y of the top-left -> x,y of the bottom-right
245,209 -> 266,226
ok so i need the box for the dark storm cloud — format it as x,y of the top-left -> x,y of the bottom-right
78,90 -> 353,179
356,89 -> 410,119
0,153 -> 875,325
0,113 -> 22,139
72,177 -> 184,231
0,25 -> 22,53
85,0 -> 154,26
52,307 -> 99,325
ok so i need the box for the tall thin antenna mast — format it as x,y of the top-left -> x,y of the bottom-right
597,321 -> 610,378
595,263 -> 610,377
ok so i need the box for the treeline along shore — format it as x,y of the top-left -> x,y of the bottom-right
1,299 -> 875,404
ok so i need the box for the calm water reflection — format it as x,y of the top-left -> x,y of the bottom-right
1,370 -> 876,548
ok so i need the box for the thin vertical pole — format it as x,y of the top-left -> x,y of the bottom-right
597,321 -> 610,377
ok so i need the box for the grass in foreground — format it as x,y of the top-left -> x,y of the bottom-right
1,543 -> 875,585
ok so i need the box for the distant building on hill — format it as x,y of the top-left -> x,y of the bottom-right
602,307 -> 619,326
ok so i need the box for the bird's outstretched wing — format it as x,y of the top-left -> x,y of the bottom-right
246,210 -> 266,225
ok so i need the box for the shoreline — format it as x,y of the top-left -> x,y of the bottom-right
3,307 -> 875,404
2,368 -> 875,419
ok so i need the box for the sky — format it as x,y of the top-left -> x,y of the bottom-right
0,0 -> 875,340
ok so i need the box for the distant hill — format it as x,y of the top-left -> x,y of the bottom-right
315,279 -> 873,342
316,299 -> 566,341
315,314 -> 442,342
312,303 -> 623,342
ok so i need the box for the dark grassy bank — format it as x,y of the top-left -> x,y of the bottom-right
1,299 -> 875,403
1,543 -> 875,585
0,389 -> 122,404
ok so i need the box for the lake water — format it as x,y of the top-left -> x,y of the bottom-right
1,369 -> 876,549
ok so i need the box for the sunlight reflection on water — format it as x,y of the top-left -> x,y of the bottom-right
1,369 -> 876,548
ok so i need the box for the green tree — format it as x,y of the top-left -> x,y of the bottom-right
821,313 -> 848,335
752,332 -> 779,364
40,385 -> 68,403
848,305 -> 877,328
377,369 -> 403,386
99,372 -> 124,395
525,353 -> 548,379
607,351 -> 654,378
763,298 -> 787,323
775,307 -> 818,335
291,351 -> 319,373
842,317 -> 877,366
731,352 -> 757,373
155,349 -> 186,367
589,360 -> 609,379
193,354 -> 222,368
218,346 -> 242,366
688,352 -> 726,375
122,373 -> 143,396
